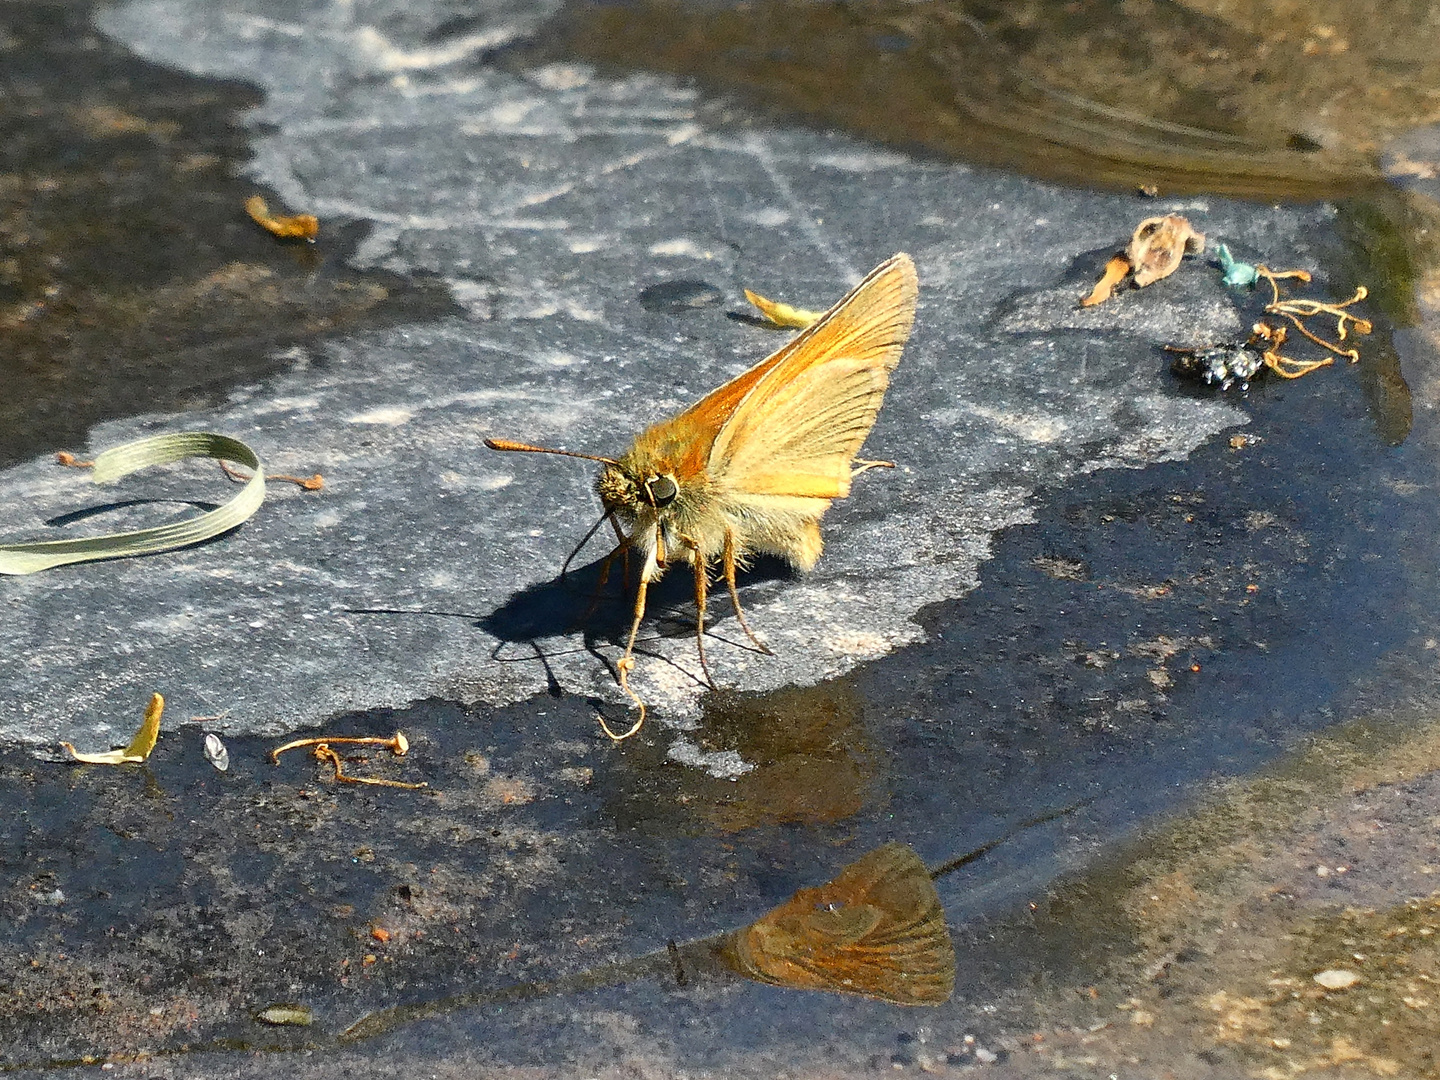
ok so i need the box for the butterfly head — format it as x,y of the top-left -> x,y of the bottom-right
597,464 -> 680,518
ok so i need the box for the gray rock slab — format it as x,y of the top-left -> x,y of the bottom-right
0,0 -> 1317,758
6,2 -> 1440,1075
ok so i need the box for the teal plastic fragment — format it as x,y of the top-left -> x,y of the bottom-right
1216,243 -> 1259,288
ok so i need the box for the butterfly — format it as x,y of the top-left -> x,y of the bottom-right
486,252 -> 919,739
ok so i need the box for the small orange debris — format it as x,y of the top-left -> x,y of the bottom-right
219,459 -> 324,490
246,194 -> 319,242
370,926 -> 391,943
1081,254 -> 1131,307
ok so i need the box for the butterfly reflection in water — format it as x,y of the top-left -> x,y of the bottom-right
719,841 -> 955,1006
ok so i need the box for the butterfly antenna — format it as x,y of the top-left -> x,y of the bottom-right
560,510 -> 615,584
484,438 -> 619,466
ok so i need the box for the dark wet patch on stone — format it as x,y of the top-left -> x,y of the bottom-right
524,0 -> 1437,200
0,0 -> 457,469
947,716 -> 1440,1078
637,279 -> 726,313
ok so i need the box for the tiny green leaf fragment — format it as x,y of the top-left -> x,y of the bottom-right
61,692 -> 163,764
256,1003 -> 314,1026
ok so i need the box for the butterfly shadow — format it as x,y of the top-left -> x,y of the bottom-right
479,550 -> 795,699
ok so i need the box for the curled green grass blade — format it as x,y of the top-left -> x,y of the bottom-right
0,433 -> 266,575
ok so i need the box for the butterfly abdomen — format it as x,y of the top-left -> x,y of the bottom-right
717,494 -> 827,570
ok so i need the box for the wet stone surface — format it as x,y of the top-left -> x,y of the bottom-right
3,0 -> 1333,747
538,0 -> 1440,200
2,0 -> 1440,1076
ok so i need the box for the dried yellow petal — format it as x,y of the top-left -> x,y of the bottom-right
744,288 -> 823,329
61,692 -> 163,764
1081,254 -> 1132,307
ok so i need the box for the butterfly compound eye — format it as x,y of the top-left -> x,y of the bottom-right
646,474 -> 678,508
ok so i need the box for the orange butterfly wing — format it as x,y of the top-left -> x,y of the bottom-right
708,253 -> 918,499
643,254 -> 918,482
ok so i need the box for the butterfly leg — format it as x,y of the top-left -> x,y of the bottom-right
681,537 -> 716,690
601,576 -> 649,741
724,528 -> 773,655
581,537 -> 629,624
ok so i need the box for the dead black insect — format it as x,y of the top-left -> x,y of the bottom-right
1165,341 -> 1266,390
